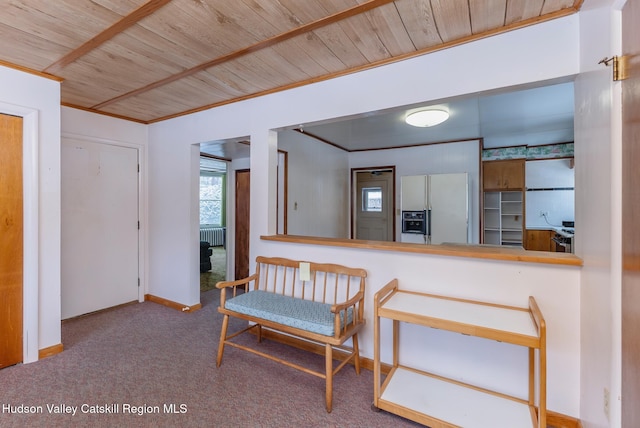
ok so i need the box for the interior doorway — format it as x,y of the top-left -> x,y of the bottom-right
353,167 -> 395,241
0,113 -> 23,369
199,156 -> 227,292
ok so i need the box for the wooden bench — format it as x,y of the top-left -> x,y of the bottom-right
216,256 -> 367,412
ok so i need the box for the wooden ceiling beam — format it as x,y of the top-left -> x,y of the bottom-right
43,0 -> 174,74
91,0 -> 396,110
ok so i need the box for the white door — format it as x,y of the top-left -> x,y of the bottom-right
61,139 -> 139,319
429,173 -> 469,245
355,170 -> 394,241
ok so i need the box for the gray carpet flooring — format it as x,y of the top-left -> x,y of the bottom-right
201,246 -> 226,292
0,288 -> 421,428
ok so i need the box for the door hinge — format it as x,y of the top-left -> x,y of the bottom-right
138,278 -> 140,287
137,164 -> 140,173
599,56 -> 628,81
138,221 -> 140,230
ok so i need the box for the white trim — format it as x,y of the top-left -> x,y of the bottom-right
0,102 -> 39,364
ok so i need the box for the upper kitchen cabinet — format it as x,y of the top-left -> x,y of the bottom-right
483,159 -> 525,190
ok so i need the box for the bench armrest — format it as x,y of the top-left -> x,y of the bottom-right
330,291 -> 364,314
216,273 -> 257,290
217,273 -> 258,306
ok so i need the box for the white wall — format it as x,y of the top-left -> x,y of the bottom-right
61,107 -> 148,144
149,15 -> 584,416
526,159 -> 575,228
278,129 -> 349,238
0,66 -> 61,362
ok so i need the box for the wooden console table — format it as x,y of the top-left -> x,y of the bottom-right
373,279 -> 546,427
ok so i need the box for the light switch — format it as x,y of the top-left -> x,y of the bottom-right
299,262 -> 310,281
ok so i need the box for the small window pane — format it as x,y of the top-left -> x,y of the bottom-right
362,187 -> 382,212
200,174 -> 224,226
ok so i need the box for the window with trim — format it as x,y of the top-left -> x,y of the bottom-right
200,158 -> 226,227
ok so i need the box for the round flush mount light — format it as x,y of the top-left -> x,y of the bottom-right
405,109 -> 450,127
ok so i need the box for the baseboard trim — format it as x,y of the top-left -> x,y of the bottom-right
256,329 -> 582,427
144,294 -> 201,313
39,343 -> 63,359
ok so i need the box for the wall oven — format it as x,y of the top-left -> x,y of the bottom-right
401,210 -> 427,234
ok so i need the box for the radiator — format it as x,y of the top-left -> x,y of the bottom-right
200,227 -> 225,247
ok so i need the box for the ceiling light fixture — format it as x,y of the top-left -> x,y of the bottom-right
405,109 -> 450,127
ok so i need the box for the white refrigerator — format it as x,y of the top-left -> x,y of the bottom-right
400,173 -> 470,245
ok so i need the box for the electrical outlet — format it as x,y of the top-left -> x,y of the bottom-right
539,210 -> 549,217
604,387 -> 610,418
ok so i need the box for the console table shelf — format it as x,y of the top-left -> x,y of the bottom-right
373,279 -> 546,427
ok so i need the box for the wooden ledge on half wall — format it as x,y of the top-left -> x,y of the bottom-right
261,235 -> 583,267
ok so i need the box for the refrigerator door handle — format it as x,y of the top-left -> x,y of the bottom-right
426,208 -> 432,243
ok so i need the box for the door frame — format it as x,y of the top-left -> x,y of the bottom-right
0,102 -> 39,364
351,166 -> 396,240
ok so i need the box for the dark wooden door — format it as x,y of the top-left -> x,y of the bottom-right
235,169 -> 250,280
622,0 -> 640,424
0,114 -> 23,369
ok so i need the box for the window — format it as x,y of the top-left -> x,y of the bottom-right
362,187 -> 382,212
200,158 -> 226,226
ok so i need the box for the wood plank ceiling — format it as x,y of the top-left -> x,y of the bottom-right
0,0 -> 583,123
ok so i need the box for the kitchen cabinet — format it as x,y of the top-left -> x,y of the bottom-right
483,191 -> 525,246
373,279 -> 547,428
483,159 -> 525,190
526,229 -> 554,251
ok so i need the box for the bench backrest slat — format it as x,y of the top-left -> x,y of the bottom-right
253,256 -> 366,305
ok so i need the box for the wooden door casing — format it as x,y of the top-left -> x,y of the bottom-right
235,169 -> 250,280
0,114 -> 23,369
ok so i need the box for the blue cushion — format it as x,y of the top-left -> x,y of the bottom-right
225,290 -> 353,336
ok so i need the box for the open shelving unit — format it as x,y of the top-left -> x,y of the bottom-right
373,279 -> 546,428
483,191 -> 524,247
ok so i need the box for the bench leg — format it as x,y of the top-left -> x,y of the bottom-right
352,333 -> 361,375
325,343 -> 333,413
216,314 -> 229,367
